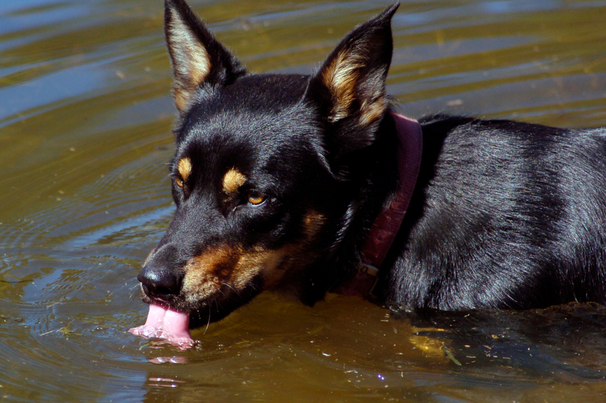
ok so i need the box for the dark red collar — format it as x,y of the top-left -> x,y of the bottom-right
333,112 -> 423,297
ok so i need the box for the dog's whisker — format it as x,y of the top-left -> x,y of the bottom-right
203,310 -> 212,335
221,282 -> 247,302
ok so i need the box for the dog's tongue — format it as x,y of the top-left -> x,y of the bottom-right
129,304 -> 194,348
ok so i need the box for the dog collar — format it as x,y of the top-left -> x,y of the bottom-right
333,112 -> 423,297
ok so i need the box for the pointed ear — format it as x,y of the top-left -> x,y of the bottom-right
307,2 -> 399,148
164,0 -> 246,113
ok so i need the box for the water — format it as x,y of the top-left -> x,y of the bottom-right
1,0 -> 606,401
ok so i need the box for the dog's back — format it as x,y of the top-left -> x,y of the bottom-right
383,115 -> 606,310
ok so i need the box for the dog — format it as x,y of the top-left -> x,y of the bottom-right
130,0 -> 606,346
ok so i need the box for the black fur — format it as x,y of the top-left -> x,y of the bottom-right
380,116 -> 606,309
136,0 -> 606,328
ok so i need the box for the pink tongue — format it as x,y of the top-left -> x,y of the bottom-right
129,304 -> 193,348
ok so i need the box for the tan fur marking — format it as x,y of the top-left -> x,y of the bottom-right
222,168 -> 247,194
181,245 -> 291,302
321,49 -> 365,122
359,97 -> 387,127
177,157 -> 192,181
232,248 -> 289,290
174,91 -> 189,113
302,210 -> 326,240
181,248 -> 237,302
320,49 -> 387,126
168,9 -> 212,112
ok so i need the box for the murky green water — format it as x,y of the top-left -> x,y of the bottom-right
1,0 -> 606,401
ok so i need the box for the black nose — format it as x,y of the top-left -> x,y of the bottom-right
138,264 -> 182,301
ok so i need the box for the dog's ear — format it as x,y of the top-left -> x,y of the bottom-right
164,0 -> 246,113
307,3 -> 399,154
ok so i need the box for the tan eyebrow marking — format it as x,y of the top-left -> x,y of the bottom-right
177,157 -> 192,181
222,168 -> 247,194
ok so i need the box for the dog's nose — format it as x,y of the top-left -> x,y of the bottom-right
138,264 -> 182,300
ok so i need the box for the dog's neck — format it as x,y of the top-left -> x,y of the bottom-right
333,112 -> 423,297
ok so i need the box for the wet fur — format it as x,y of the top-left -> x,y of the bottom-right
136,0 -> 606,328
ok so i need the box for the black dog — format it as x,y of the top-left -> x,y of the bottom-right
130,0 -> 606,344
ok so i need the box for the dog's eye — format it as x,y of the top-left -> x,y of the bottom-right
175,177 -> 184,188
247,191 -> 266,206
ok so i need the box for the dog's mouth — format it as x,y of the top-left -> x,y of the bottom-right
128,234 -> 313,347
129,303 -> 194,348
128,270 -> 267,348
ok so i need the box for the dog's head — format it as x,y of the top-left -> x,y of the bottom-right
137,0 -> 399,328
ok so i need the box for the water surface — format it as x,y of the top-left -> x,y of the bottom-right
1,0 -> 606,401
